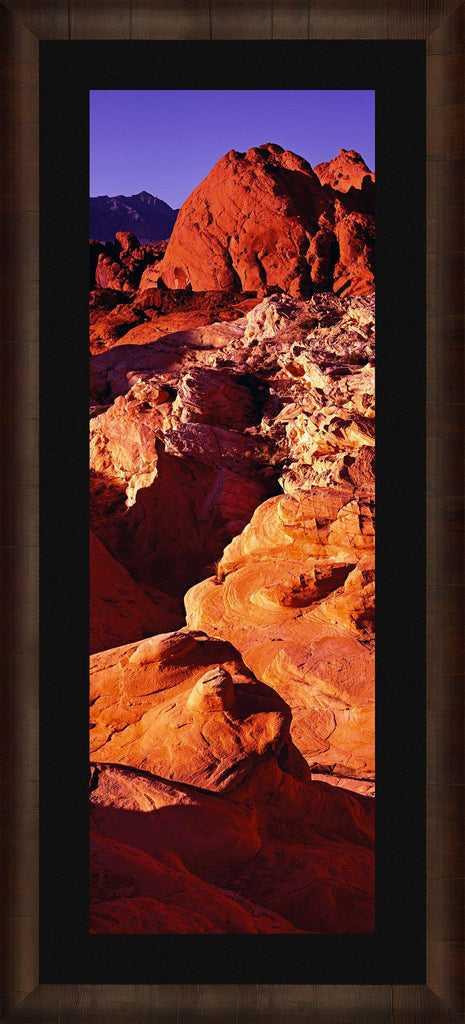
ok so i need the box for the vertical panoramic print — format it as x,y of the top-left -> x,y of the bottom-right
89,90 -> 375,934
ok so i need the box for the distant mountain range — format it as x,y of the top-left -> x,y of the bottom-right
89,190 -> 179,244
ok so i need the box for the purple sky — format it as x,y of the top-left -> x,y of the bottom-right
90,90 -> 374,209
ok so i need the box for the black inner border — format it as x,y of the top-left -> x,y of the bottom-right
39,39 -> 426,985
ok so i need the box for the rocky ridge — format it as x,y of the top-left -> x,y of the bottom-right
90,190 -> 178,244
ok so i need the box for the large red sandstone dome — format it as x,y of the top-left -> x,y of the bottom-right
143,144 -> 374,299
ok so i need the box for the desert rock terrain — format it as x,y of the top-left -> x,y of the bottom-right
89,146 -> 375,932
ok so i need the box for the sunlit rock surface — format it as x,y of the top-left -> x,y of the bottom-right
154,144 -> 374,298
90,630 -> 291,791
89,153 -> 376,932
314,148 -> 375,193
185,487 -> 374,786
90,631 -> 374,933
90,292 -> 375,787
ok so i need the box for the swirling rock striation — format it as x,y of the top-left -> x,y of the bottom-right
90,630 -> 374,933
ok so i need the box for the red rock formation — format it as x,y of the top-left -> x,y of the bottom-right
152,144 -> 374,299
90,356 -> 281,596
90,630 -> 291,790
92,236 -> 167,293
90,761 -> 375,933
89,168 -> 376,932
90,630 -> 374,933
314,149 -> 375,192
90,531 -> 183,654
90,828 -> 303,933
89,284 -> 259,356
90,292 -> 374,598
115,230 -> 140,252
89,300 -> 148,350
185,487 -> 375,786
177,293 -> 376,789
332,208 -> 375,296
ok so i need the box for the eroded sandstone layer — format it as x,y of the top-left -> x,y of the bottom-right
90,146 -> 375,933
90,630 -> 374,933
90,292 -> 374,627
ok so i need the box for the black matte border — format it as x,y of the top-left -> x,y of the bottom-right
39,39 -> 425,986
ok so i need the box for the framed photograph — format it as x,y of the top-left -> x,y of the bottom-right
1,2 -> 463,1022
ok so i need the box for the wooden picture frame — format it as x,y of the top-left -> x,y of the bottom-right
1,2 -> 463,1021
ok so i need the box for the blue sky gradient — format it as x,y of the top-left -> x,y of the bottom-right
90,90 -> 374,209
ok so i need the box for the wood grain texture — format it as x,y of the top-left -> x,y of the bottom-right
426,402 -> 464,496
236,986 -> 314,1024
134,985 -> 179,1021
0,126 -> 39,212
2,550 -> 38,663
0,1 -> 69,38
211,0 -> 272,38
425,11 -> 464,1011
30,2 -> 70,39
427,785 -> 464,884
427,666 -> 465,714
57,985 -> 138,1023
313,986 -> 392,1023
391,984 -> 457,1023
1,919 -> 37,1011
0,58 -> 37,125
427,315 -> 464,407
427,159 -> 464,255
427,587 -> 464,675
0,211 -> 38,282
426,9 -> 464,160
178,985 -> 238,1023
427,99 -> 465,160
385,0 -> 461,37
427,496 -> 465,588
428,941 -> 465,1020
308,0 -> 389,38
69,0 -> 131,38
427,0 -> 464,52
0,5 -> 39,1017
0,1 -> 37,58
131,1 -> 210,38
427,252 -> 464,317
272,0 -> 309,37
1,281 -> 39,346
0,0 -> 463,1022
5,985 -> 60,1022
428,879 -> 465,943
